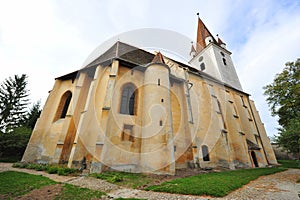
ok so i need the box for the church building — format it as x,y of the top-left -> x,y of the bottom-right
22,17 -> 277,175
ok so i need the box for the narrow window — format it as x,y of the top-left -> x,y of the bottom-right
54,91 -> 72,121
222,58 -> 227,65
131,70 -> 134,75
216,99 -> 227,129
200,63 -> 205,71
247,108 -> 253,121
159,120 -> 163,126
161,98 -> 164,103
121,125 -> 134,142
240,96 -> 246,107
202,145 -> 210,161
120,84 -> 136,115
232,103 -> 239,118
158,79 -> 160,86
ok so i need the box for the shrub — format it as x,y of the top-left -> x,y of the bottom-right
47,166 -> 59,174
12,162 -> 78,176
109,175 -> 123,183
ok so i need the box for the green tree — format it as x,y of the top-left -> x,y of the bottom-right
277,118 -> 300,159
22,101 -> 41,129
263,58 -> 300,157
0,74 -> 30,132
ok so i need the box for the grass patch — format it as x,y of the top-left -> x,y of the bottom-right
12,162 -> 79,176
146,167 -> 286,197
0,171 -> 56,198
55,183 -> 105,199
278,160 -> 300,168
90,171 -> 153,189
0,171 -> 106,199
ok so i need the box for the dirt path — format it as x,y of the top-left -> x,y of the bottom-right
1,162 -> 299,200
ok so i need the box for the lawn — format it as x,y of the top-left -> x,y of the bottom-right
90,171 -> 153,189
2,160 -> 299,198
57,184 -> 105,200
0,171 -> 105,199
0,171 -> 56,198
145,167 -> 286,197
278,160 -> 300,168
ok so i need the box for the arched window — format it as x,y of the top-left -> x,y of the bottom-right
120,84 -> 136,115
54,91 -> 72,121
202,145 -> 210,161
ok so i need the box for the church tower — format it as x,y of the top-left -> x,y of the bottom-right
189,16 -> 243,91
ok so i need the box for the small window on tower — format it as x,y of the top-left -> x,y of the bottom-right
198,56 -> 203,62
222,58 -> 227,66
220,52 -> 225,57
159,120 -> 163,126
200,63 -> 205,71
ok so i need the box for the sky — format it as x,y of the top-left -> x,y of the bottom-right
0,0 -> 300,137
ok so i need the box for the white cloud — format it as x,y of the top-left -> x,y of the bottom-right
233,1 -> 300,136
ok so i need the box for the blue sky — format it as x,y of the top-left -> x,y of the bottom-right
0,0 -> 300,137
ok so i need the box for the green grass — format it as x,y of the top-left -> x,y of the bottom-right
0,171 -> 56,198
145,167 -> 286,197
0,171 -> 106,199
278,160 -> 300,168
55,184 -> 105,200
90,171 -> 153,189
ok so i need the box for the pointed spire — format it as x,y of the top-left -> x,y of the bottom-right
217,37 -> 225,45
217,35 -> 227,49
196,13 -> 216,52
152,52 -> 165,64
190,41 -> 196,57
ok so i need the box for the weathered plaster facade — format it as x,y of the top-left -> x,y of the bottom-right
22,18 -> 277,175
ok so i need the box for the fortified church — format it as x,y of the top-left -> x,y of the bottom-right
23,17 -> 277,174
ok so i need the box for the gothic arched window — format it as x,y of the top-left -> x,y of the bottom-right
202,145 -> 210,161
120,84 -> 136,115
54,91 -> 72,121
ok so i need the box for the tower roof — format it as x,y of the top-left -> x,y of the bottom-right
217,37 -> 226,45
152,52 -> 165,64
196,16 -> 217,52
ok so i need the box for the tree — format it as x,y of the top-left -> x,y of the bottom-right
263,58 -> 300,157
0,74 -> 30,132
277,118 -> 299,159
22,101 -> 41,129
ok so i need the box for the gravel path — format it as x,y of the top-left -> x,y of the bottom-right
1,162 -> 299,200
226,168 -> 300,200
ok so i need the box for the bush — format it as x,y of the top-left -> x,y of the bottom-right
57,167 -> 77,176
109,175 -> 123,183
46,166 -> 59,174
0,127 -> 32,158
13,162 -> 78,176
